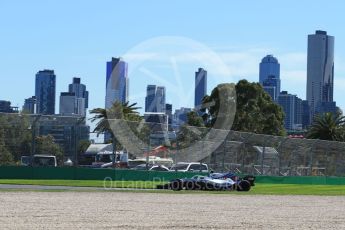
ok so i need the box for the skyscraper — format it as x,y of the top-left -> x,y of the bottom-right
306,30 -> 335,117
259,55 -> 281,100
105,57 -> 128,109
59,77 -> 89,117
262,86 -> 276,101
145,85 -> 157,112
156,86 -> 166,113
165,103 -> 173,124
69,77 -> 89,110
104,58 -> 128,142
59,92 -> 77,115
35,70 -> 56,115
301,100 -> 310,129
145,85 -> 166,113
173,107 -> 192,126
278,91 -> 302,130
263,75 -> 280,101
22,96 -> 36,114
194,68 -> 207,109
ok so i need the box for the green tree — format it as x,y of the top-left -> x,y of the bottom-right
0,146 -> 13,165
176,125 -> 209,149
35,135 -> 64,165
0,129 -> 14,165
0,113 -> 31,162
201,83 -> 237,129
78,140 -> 91,155
90,101 -> 141,136
89,101 -> 142,147
187,111 -> 205,127
173,111 -> 207,148
202,80 -> 285,135
307,112 -> 345,141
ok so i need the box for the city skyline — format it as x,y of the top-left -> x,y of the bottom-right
307,30 -> 336,117
105,57 -> 128,109
145,85 -> 166,113
194,68 -> 207,110
35,70 -> 56,115
1,1 -> 345,118
1,40 -> 342,120
260,55 -> 281,101
59,77 -> 88,116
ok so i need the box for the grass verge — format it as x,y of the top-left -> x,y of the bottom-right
0,179 -> 160,189
1,179 -> 345,195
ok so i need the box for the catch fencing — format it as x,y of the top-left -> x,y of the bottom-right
107,119 -> 345,177
1,113 -> 345,177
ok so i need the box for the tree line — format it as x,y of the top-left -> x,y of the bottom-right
0,114 -> 88,165
89,79 -> 345,151
1,79 -> 344,165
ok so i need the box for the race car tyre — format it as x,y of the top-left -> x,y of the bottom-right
243,175 -> 256,186
195,181 -> 205,190
156,185 -> 163,189
236,180 -> 251,192
170,179 -> 183,191
204,182 -> 216,191
185,181 -> 195,190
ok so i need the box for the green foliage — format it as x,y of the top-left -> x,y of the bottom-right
176,111 -> 206,148
35,135 -> 64,165
202,80 -> 285,136
202,83 -> 236,129
307,112 -> 345,141
177,80 -> 285,147
90,101 -> 142,137
187,111 -> 205,127
0,114 -> 31,162
0,131 -> 14,165
176,125 -> 209,149
90,101 -> 143,147
0,150 -> 13,165
233,80 -> 285,135
78,140 -> 91,155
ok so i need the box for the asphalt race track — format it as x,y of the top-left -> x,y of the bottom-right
1,191 -> 345,229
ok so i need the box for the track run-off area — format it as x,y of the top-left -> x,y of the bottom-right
1,189 -> 345,229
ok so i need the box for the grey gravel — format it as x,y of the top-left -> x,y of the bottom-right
1,192 -> 345,229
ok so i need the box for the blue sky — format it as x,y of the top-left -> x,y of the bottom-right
1,0 -> 345,119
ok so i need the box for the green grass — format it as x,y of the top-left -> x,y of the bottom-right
0,179 -> 161,189
1,179 -> 345,195
249,184 -> 345,196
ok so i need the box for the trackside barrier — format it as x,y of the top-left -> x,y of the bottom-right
1,166 -> 345,185
0,166 -> 207,181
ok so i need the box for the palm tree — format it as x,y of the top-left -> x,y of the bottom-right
307,112 -> 345,141
89,101 -> 142,164
89,101 -> 141,139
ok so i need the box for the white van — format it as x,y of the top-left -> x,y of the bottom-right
21,155 -> 57,167
128,156 -> 173,168
169,162 -> 209,173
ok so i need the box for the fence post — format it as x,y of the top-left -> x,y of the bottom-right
73,125 -> 77,167
261,144 -> 266,175
73,117 -> 84,167
30,115 -> 41,166
222,141 -> 226,172
277,137 -> 287,176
